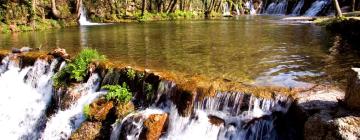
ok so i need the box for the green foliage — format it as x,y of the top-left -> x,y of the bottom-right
102,83 -> 132,103
53,48 -> 105,88
83,104 -> 90,119
126,69 -> 136,80
144,83 -> 154,100
18,25 -> 33,31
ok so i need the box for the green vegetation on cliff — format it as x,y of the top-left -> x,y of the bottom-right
53,48 -> 105,88
102,83 -> 132,103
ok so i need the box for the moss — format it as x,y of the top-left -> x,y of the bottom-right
83,104 -> 91,119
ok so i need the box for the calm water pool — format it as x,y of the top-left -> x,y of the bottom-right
1,16 -> 359,88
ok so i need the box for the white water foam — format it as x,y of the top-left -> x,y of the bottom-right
0,58 -> 57,139
304,0 -> 329,16
79,4 -> 100,26
41,73 -> 104,140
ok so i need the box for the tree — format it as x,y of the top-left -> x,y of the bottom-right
333,0 -> 342,17
51,0 -> 62,18
352,0 -> 356,11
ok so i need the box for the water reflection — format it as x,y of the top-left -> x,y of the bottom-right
0,17 -> 359,88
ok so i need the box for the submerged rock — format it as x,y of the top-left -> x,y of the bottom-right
70,122 -> 102,140
48,48 -> 70,59
345,68 -> 360,109
12,47 -> 39,53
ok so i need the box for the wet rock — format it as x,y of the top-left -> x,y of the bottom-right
139,113 -> 168,140
60,84 -> 82,110
48,48 -> 69,59
70,121 -> 102,140
88,99 -> 114,121
116,102 -> 135,120
304,110 -> 336,140
11,47 -> 39,53
345,68 -> 360,109
297,85 -> 344,112
208,115 -> 225,126
102,69 -> 121,86
333,115 -> 360,140
304,110 -> 360,140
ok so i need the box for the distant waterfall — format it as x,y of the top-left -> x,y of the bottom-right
265,0 -> 288,15
223,2 -> 231,16
291,0 -> 305,15
245,0 -> 257,15
79,4 -> 99,26
304,0 -> 330,16
235,5 -> 240,15
0,57 -> 58,139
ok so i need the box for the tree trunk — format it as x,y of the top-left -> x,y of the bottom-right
51,0 -> 61,18
352,0 -> 356,11
141,0 -> 146,16
76,0 -> 82,19
169,0 -> 177,12
333,0 -> 342,17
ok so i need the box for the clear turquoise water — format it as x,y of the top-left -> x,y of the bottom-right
1,16 -> 359,88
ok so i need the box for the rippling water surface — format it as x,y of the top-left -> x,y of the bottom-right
1,16 -> 359,88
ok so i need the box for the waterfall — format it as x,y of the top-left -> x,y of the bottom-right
110,80 -> 293,140
265,0 -> 288,15
235,5 -> 240,15
304,0 -> 329,16
0,57 -> 58,139
291,0 -> 305,15
110,108 -> 165,140
79,4 -> 99,26
162,92 -> 292,140
223,2 -> 231,16
41,73 -> 104,139
245,1 -> 257,15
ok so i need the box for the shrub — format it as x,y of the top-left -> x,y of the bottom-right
126,69 -> 136,80
53,48 -> 105,88
102,83 -> 132,103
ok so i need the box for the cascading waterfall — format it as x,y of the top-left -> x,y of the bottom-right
0,56 -> 58,139
265,0 -> 288,15
110,80 -> 293,140
304,0 -> 330,16
79,3 -> 99,26
163,92 -> 292,140
110,108 -> 165,140
291,0 -> 305,15
41,73 -> 104,139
